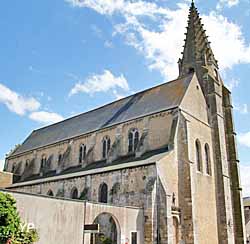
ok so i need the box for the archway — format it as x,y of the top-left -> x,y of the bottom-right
90,212 -> 120,244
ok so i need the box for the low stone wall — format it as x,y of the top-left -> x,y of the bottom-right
0,189 -> 144,244
0,171 -> 13,188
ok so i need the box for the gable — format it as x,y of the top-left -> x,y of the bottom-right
180,74 -> 209,124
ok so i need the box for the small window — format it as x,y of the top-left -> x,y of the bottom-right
25,159 -> 30,168
195,139 -> 202,172
205,144 -> 211,175
12,163 -> 16,173
102,136 -> 111,159
131,232 -> 137,244
41,155 -> 47,169
128,129 -> 140,153
58,154 -> 62,164
71,187 -> 78,199
47,190 -> 54,196
79,144 -> 87,164
99,183 -> 108,203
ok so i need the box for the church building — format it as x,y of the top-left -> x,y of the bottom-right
3,2 -> 245,244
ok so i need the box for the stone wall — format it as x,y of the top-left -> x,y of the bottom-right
6,111 -> 174,180
8,163 -> 162,244
0,171 -> 13,188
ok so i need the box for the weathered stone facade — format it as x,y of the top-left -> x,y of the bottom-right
3,2 -> 245,244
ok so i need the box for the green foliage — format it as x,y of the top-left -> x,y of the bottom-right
100,236 -> 113,244
0,193 -> 21,243
0,192 -> 39,244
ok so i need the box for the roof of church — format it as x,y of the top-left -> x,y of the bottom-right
9,74 -> 193,158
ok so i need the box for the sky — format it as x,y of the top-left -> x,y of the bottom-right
0,0 -> 250,195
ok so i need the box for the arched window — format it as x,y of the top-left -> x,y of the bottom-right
205,144 -> 211,175
58,154 -> 63,165
12,163 -> 16,173
102,136 -> 111,159
71,187 -> 78,199
79,144 -> 87,164
41,155 -> 47,169
99,183 -> 108,203
128,129 -> 139,153
47,190 -> 54,196
195,139 -> 202,172
25,159 -> 30,168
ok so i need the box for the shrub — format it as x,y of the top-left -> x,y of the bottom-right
0,192 -> 39,244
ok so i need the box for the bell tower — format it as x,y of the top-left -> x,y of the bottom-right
179,2 -> 245,243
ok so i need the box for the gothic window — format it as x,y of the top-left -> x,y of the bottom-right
58,154 -> 62,165
205,144 -> 211,175
128,129 -> 139,153
71,187 -> 78,199
25,159 -> 30,168
79,144 -> 87,164
99,183 -> 108,203
41,155 -> 47,169
195,139 -> 202,172
47,190 -> 54,196
12,163 -> 16,173
102,136 -> 111,159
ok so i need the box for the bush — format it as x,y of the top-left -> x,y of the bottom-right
0,192 -> 39,244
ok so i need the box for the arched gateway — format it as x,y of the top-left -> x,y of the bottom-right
90,213 -> 120,244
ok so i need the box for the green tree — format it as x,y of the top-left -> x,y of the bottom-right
0,192 -> 39,244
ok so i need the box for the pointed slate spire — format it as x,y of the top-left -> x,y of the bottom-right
178,1 -> 218,77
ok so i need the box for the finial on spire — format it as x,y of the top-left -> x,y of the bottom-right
191,0 -> 195,8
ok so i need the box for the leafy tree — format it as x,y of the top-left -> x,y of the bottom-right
0,192 -> 39,244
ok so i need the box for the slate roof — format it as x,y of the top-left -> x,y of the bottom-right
10,74 -> 193,157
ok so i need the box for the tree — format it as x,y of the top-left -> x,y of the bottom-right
0,192 -> 39,244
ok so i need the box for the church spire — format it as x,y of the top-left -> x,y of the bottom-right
178,1 -> 218,77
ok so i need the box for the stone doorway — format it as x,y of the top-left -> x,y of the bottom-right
90,213 -> 120,244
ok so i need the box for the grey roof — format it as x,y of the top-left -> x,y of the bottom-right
10,75 -> 193,157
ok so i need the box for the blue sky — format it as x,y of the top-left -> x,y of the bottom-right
1,0 -> 250,195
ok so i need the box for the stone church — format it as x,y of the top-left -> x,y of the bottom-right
3,2 -> 245,244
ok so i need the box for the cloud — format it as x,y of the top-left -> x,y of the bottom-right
69,70 -> 130,96
0,159 -> 5,171
234,103 -> 248,114
66,1 -> 250,80
0,83 -> 40,116
104,40 -> 114,48
225,78 -> 240,91
240,164 -> 250,197
238,132 -> 250,147
217,0 -> 239,10
29,111 -> 64,125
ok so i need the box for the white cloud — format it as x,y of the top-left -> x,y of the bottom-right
238,132 -> 250,147
240,164 -> 250,197
66,1 -> 250,80
104,40 -> 114,48
225,78 -> 240,91
69,70 -> 130,96
234,103 -> 248,114
0,159 -> 5,171
0,83 -> 40,116
29,111 -> 64,125
217,0 -> 239,10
